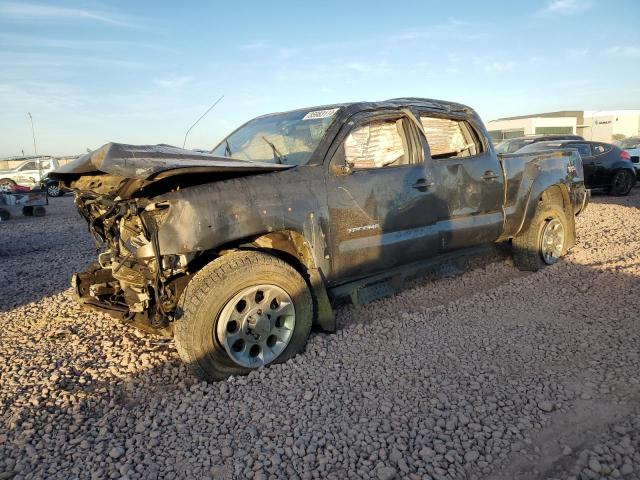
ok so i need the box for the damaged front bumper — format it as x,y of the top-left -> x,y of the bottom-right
71,193 -> 192,337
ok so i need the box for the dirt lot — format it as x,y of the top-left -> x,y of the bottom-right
1,189 -> 639,480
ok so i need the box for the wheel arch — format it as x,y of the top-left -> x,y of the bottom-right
190,229 -> 335,332
521,183 -> 576,250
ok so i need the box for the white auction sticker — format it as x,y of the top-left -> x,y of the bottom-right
302,108 -> 340,120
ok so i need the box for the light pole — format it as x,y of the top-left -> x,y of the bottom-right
27,112 -> 38,156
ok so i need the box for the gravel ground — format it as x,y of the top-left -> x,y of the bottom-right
1,189 -> 639,480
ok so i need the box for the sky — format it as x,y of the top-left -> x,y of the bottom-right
1,0 -> 639,157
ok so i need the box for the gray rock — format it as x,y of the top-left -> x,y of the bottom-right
537,401 -> 554,413
588,458 -> 602,473
376,465 -> 397,480
464,450 -> 480,462
221,447 -> 233,458
109,447 -> 125,459
620,464 -> 633,475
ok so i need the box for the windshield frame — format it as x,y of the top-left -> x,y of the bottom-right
211,106 -> 345,167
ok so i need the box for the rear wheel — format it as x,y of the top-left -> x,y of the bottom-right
513,201 -> 569,272
609,169 -> 634,196
174,251 -> 313,381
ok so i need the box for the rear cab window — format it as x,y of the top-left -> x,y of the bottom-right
419,116 -> 484,159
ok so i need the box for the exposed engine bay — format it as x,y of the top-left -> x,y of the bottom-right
72,191 -> 192,336
54,143 -> 295,336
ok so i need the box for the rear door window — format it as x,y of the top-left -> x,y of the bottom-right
568,143 -> 592,157
592,143 -> 612,156
419,116 -> 483,159
20,161 -> 37,171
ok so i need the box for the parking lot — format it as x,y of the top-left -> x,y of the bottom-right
1,189 -> 639,480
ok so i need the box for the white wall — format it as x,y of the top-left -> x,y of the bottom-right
582,111 -> 640,141
486,116 -> 576,136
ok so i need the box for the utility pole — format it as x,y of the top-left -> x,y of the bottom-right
27,112 -> 38,156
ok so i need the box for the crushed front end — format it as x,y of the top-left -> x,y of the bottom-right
72,192 -> 191,337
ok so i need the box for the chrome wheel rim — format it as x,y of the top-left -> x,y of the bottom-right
216,284 -> 295,368
540,218 -> 565,265
48,185 -> 59,196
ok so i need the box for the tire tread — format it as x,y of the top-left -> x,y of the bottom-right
174,250 -> 312,381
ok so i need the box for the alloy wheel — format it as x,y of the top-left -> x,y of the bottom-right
216,284 -> 295,368
540,218 -> 565,265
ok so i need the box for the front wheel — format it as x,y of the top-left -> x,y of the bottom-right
513,202 -> 569,272
609,169 -> 634,196
174,251 -> 313,382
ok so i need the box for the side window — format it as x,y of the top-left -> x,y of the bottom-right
344,119 -> 409,169
592,143 -> 611,155
570,144 -> 592,157
420,116 -> 484,159
40,160 -> 51,169
20,162 -> 37,171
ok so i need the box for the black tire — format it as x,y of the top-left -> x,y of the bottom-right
0,209 -> 10,221
22,206 -> 34,216
513,201 -> 569,272
0,179 -> 16,192
174,250 -> 313,382
33,206 -> 46,217
609,169 -> 634,196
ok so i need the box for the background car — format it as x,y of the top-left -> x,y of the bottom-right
518,140 -> 636,195
40,173 -> 66,197
617,136 -> 640,178
494,134 -> 584,154
0,157 -> 60,192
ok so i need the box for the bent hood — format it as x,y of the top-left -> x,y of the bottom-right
49,142 -> 293,181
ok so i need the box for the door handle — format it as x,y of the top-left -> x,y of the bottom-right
481,171 -> 499,181
412,178 -> 434,191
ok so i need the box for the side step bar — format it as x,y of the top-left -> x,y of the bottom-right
328,245 -> 500,305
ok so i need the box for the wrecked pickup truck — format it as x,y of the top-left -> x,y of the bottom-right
52,98 -> 590,381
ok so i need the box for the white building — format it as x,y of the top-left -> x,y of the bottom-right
486,110 -> 640,143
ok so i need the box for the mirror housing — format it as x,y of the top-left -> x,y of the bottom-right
331,160 -> 351,176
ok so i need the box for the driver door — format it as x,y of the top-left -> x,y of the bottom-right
325,111 -> 441,282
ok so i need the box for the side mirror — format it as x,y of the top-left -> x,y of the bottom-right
331,160 -> 351,176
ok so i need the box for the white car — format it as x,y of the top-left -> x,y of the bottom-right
0,157 -> 60,191
619,137 -> 640,178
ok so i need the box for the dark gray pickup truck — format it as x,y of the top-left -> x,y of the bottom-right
52,98 -> 590,381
